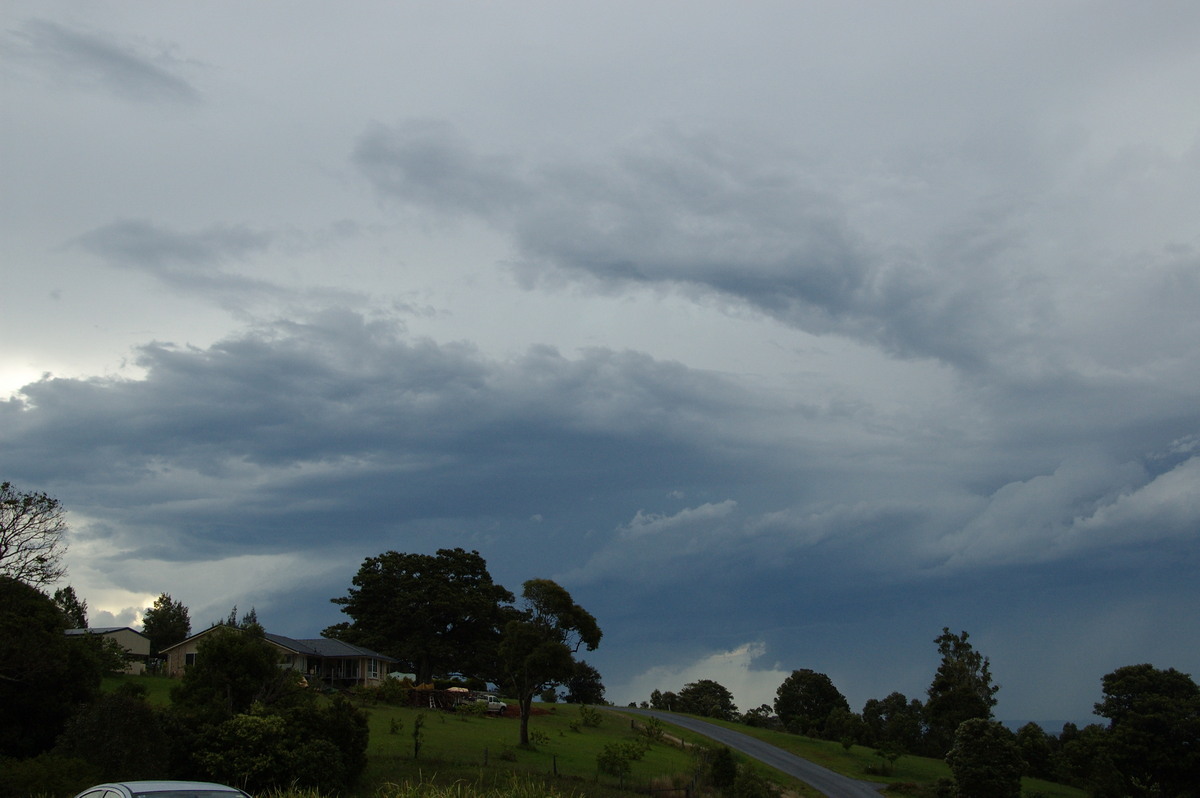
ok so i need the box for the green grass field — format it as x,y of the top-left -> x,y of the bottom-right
102,676 -> 1085,798
638,712 -> 1088,798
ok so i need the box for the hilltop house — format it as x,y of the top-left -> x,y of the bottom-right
160,626 -> 396,688
65,627 -> 152,675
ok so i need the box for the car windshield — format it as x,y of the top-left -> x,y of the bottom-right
134,793 -> 246,798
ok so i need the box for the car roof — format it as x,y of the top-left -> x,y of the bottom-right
114,782 -> 242,789
79,782 -> 248,796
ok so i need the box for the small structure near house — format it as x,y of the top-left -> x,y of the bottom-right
159,625 -> 396,688
65,627 -> 152,675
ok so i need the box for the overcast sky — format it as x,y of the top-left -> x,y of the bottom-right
3,1 -> 1199,725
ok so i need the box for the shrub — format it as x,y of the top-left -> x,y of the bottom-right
945,719 -> 1022,798
194,698 -> 369,793
731,766 -> 780,798
638,716 -> 666,743
597,743 -> 633,779
0,754 -> 100,798
578,704 -> 603,728
373,676 -> 413,706
708,746 -> 737,789
54,691 -> 170,781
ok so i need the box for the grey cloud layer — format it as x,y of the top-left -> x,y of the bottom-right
352,122 -> 1200,381
4,304 -> 1193,583
5,18 -> 200,104
1,310 -> 761,556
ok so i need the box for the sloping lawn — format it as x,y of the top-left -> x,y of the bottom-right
616,712 -> 1087,798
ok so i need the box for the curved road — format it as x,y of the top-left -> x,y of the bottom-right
613,708 -> 884,798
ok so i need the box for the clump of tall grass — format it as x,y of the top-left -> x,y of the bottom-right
374,774 -> 581,798
261,773 -> 582,798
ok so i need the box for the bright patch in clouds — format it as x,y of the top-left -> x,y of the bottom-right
612,642 -> 791,714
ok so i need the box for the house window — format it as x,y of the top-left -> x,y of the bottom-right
367,659 -> 379,679
185,652 -> 197,666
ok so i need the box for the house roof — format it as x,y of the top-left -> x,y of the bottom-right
65,626 -> 150,639
160,624 -> 394,662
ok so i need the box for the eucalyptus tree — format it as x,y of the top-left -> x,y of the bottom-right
498,578 -> 601,745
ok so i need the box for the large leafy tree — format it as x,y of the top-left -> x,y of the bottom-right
326,548 -> 514,684
924,628 -> 999,756
774,669 -> 850,738
142,592 -> 192,655
564,660 -> 605,705
945,718 -> 1023,798
861,691 -> 925,752
498,578 -> 601,745
0,576 -> 104,757
0,481 -> 68,587
1094,663 -> 1200,795
676,679 -> 739,721
54,584 -> 89,628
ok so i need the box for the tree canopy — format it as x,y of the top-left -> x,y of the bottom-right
924,628 -> 999,756
326,548 -> 514,684
498,578 -> 601,745
564,659 -> 606,705
171,625 -> 304,723
0,576 -> 104,757
945,718 -> 1023,798
1094,663 -> 1200,795
861,691 -> 924,753
54,584 -> 89,628
773,668 -> 850,737
0,481 -> 68,587
142,592 -> 192,655
676,679 -> 739,721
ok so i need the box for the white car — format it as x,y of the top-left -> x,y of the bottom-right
73,782 -> 251,798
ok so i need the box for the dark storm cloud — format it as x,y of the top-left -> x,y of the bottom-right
0,308 -> 767,561
5,18 -> 200,104
351,123 -> 1047,371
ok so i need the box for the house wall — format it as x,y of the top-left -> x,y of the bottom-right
103,628 -> 151,675
165,638 -> 202,678
164,631 -> 297,677
106,628 -> 151,657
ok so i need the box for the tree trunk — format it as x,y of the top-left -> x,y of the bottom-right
518,694 -> 533,746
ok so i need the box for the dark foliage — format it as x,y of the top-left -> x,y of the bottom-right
1094,663 -> 1200,796
676,679 -> 739,721
945,718 -> 1023,798
328,548 -> 515,684
924,629 -> 998,756
54,688 -> 170,781
0,576 -> 103,758
774,668 -> 850,738
564,659 -> 606,704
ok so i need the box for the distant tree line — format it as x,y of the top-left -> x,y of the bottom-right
639,628 -> 1200,797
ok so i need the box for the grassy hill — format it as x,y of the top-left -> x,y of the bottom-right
101,675 -> 1086,798
656,714 -> 1088,798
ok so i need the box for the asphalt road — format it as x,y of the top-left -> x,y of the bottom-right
613,708 -> 885,798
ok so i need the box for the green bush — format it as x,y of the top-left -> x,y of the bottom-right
577,704 -> 603,728
374,676 -> 414,706
194,698 -> 368,793
596,742 -> 633,779
0,753 -> 100,798
54,690 -> 171,781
